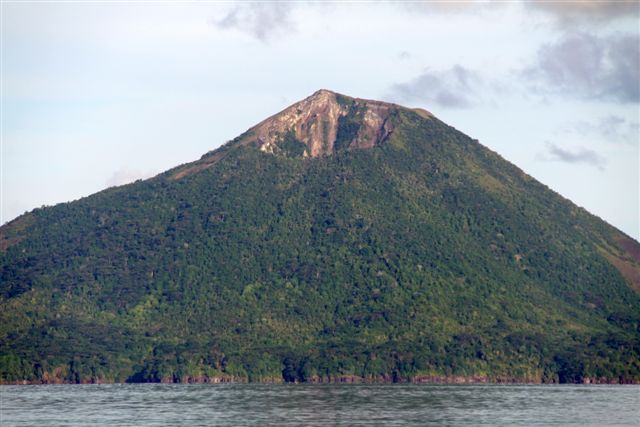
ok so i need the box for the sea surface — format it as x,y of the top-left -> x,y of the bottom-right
1,383 -> 638,426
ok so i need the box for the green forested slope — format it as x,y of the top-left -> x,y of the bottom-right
1,103 -> 639,384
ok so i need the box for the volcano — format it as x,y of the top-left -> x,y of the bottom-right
1,90 -> 639,384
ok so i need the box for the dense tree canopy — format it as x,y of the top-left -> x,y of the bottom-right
1,106 -> 639,384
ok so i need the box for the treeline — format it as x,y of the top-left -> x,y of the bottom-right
3,329 -> 639,384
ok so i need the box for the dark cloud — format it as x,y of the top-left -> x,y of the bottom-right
400,0 -> 637,22
544,143 -> 607,170
525,1 -> 639,25
386,65 -> 481,108
525,33 -> 640,103
212,3 -> 294,42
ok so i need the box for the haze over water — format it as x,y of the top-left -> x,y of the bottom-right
2,384 -> 639,426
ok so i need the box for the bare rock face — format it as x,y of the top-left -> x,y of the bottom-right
244,89 -> 423,158
168,89 -> 433,180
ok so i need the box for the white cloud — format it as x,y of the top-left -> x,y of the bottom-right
399,1 -> 506,16
212,3 -> 295,42
386,65 -> 483,108
555,115 -> 640,144
106,168 -> 157,188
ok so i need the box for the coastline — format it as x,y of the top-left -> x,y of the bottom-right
3,374 -> 638,385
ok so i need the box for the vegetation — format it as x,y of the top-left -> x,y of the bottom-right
278,131 -> 307,158
1,104 -> 639,384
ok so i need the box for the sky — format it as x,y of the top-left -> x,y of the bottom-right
2,1 -> 639,240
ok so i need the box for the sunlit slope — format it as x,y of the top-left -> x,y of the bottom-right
1,93 -> 639,384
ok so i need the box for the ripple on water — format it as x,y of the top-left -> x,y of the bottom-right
1,384 -> 639,427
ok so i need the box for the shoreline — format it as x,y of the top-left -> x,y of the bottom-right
3,375 -> 638,386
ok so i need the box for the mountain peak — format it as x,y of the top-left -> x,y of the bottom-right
310,88 -> 336,97
242,90 -> 428,158
2,86 -> 640,386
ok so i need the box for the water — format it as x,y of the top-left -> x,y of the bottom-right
1,384 -> 638,426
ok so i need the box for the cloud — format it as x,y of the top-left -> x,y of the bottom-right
525,1 -> 639,25
212,3 -> 295,42
524,32 -> 640,103
556,115 -> 640,144
106,168 -> 157,188
542,143 -> 607,170
386,65 -> 482,108
399,1 -> 504,16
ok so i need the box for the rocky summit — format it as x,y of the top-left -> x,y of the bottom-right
250,89 -> 407,157
1,90 -> 639,384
